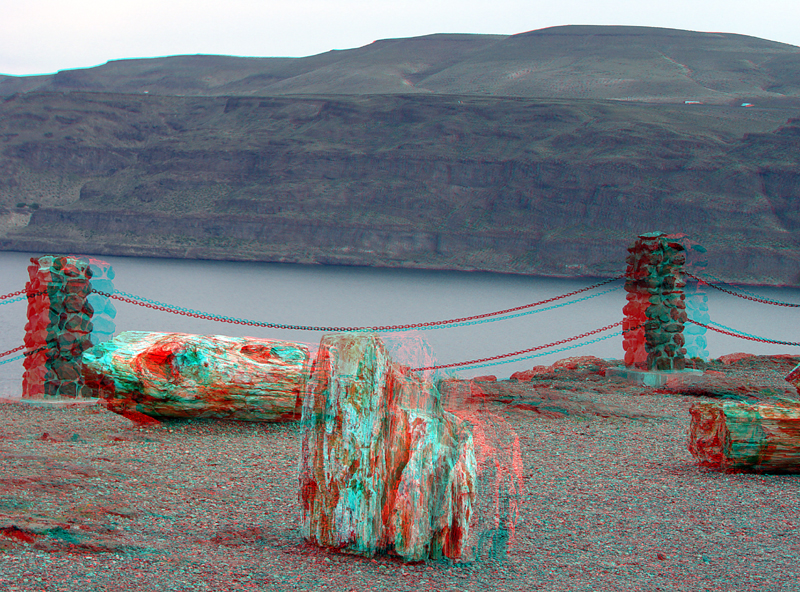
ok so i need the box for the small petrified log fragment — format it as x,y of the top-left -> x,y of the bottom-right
82,331 -> 309,421
299,333 -> 476,563
688,400 -> 800,471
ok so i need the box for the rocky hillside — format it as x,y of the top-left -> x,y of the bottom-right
0,26 -> 799,285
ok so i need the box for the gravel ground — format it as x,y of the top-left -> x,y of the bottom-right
1,357 -> 799,592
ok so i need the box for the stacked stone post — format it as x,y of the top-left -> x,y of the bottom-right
683,244 -> 710,360
622,232 -> 688,371
23,256 -> 95,399
79,257 -> 116,345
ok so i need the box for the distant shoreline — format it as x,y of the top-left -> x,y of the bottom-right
3,246 -> 798,289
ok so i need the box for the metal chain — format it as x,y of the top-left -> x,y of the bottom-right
0,289 -> 54,305
94,275 -> 625,332
411,321 -> 624,371
687,272 -> 800,308
0,289 -> 26,301
0,345 -> 25,358
687,319 -> 800,346
441,330 -> 623,371
0,345 -> 48,366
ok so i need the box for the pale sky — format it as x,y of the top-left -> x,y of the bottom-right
2,0 -> 799,76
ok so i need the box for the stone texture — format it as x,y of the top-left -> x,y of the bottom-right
787,363 -> 800,393
75,256 -> 116,345
82,331 -> 309,421
688,400 -> 800,471
623,232 -> 687,371
23,255 -> 95,399
438,379 -> 524,562
298,333 -> 477,563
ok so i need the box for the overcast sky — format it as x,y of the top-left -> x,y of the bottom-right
2,0 -> 799,76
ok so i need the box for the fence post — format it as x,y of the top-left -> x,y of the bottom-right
22,256 -> 95,399
78,257 -> 116,346
682,244 -> 710,361
622,232 -> 688,371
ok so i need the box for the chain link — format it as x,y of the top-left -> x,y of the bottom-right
687,272 -> 800,307
687,319 -> 800,346
0,345 -> 25,358
96,275 -> 625,333
442,330 -> 623,371
411,321 -> 624,371
0,289 -> 26,301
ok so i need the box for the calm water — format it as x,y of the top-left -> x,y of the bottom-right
1,251 -> 799,396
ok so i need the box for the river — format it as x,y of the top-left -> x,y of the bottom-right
1,251 -> 798,397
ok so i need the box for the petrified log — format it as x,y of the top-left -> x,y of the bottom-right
688,400 -> 800,471
299,333 -> 476,563
82,331 -> 309,421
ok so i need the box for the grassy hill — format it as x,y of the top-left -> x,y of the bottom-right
3,26 -> 800,103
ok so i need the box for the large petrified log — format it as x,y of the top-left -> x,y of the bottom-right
688,400 -> 800,471
82,331 -> 309,421
299,333 -> 477,563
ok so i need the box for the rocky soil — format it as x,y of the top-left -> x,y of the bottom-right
1,354 -> 798,591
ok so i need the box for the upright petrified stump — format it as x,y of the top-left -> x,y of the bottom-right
688,400 -> 800,471
299,333 -> 477,563
23,255 -> 95,399
623,232 -> 688,370
82,331 -> 309,421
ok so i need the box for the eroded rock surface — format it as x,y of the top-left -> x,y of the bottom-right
688,399 -> 800,472
298,333 -> 477,563
82,331 -> 309,421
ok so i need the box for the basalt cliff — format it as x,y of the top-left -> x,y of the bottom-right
1,26 -> 799,285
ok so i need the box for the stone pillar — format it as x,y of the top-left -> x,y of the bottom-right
79,257 -> 116,345
683,243 -> 710,361
622,232 -> 688,371
23,256 -> 95,399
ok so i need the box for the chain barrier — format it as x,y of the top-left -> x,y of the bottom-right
94,275 -> 624,333
0,345 -> 48,366
687,319 -> 800,346
0,289 -> 27,301
436,330 -> 623,372
0,289 -> 46,306
415,285 -> 623,331
686,272 -> 800,308
0,345 -> 25,358
411,321 -> 624,371
3,269 -> 796,375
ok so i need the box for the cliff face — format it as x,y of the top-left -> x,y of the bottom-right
1,25 -> 799,285
1,90 -> 798,285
